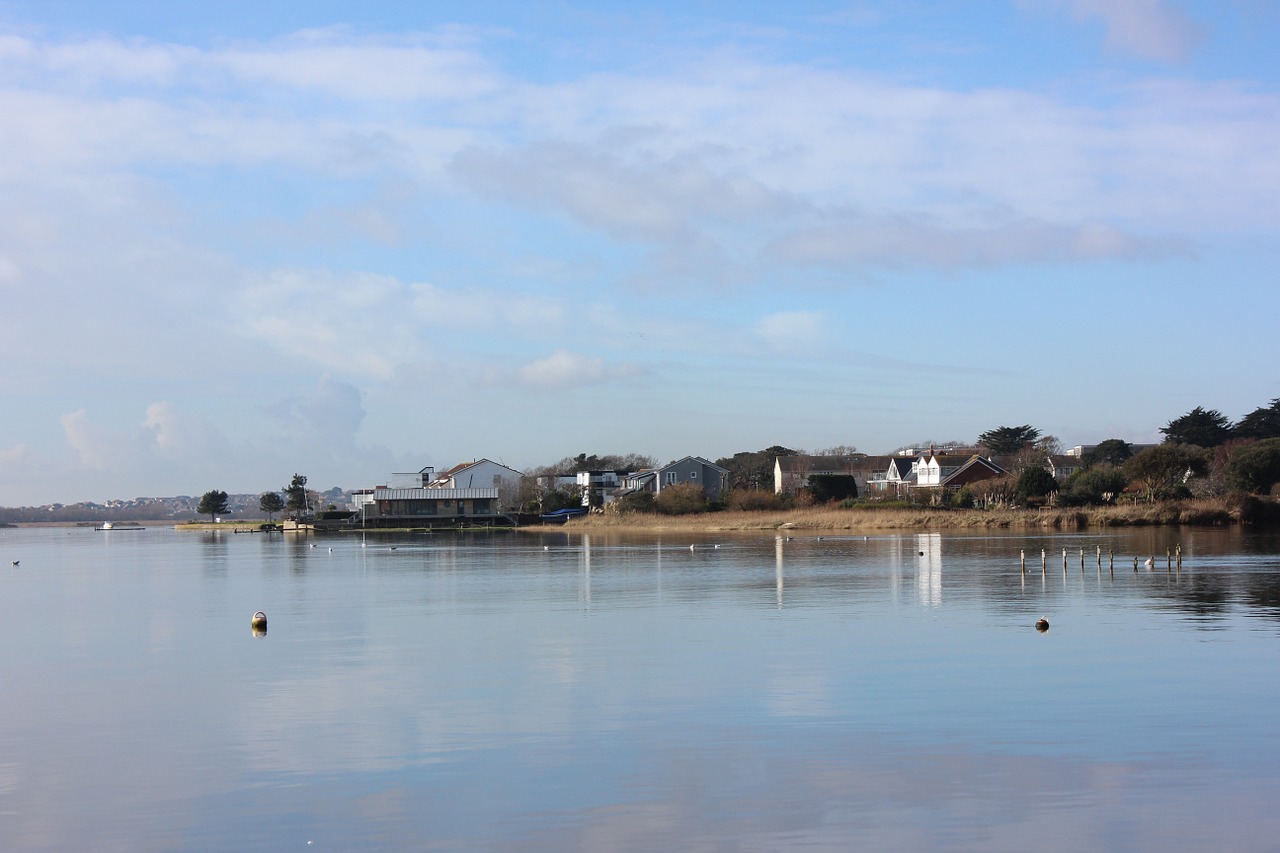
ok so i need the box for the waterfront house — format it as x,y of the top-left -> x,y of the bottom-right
429,459 -> 523,509
618,457 -> 730,502
774,454 -> 895,496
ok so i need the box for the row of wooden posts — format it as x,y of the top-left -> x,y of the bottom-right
1020,544 -> 1183,576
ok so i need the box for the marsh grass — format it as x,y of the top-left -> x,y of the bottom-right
561,497 -> 1277,532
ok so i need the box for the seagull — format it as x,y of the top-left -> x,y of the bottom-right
1144,556 -> 1154,568
10,560 -> 17,566
327,547 -> 333,553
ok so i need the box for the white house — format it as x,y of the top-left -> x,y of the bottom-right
430,459 -> 524,509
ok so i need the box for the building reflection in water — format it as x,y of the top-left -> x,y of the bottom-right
917,532 -> 942,607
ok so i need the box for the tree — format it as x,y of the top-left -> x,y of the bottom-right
1123,445 -> 1209,501
259,491 -> 284,522
197,489 -> 229,522
284,473 -> 309,519
977,425 -> 1041,456
1227,438 -> 1280,494
1014,466 -> 1057,505
1161,406 -> 1232,448
1083,438 -> 1133,468
1235,399 -> 1280,440
715,445 -> 799,491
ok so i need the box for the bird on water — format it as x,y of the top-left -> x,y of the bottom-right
1035,617 -> 1050,632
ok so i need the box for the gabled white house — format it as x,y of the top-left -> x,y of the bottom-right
430,459 -> 524,509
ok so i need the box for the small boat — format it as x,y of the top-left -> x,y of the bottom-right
97,523 -> 145,531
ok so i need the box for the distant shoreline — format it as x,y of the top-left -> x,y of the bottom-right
549,497 -> 1280,532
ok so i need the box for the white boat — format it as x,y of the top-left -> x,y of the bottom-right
97,522 -> 145,531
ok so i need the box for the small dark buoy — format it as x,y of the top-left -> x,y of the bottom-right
918,551 -> 924,556
251,611 -> 268,631
1035,617 -> 1049,632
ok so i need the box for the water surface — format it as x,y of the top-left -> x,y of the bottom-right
1,525 -> 1278,851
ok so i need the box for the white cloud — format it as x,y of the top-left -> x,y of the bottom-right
754,312 -> 828,352
765,215 -> 1183,270
1030,0 -> 1205,62
236,269 -> 420,379
217,31 -> 500,101
515,349 -> 644,389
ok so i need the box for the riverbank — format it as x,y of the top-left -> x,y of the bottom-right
554,496 -> 1280,532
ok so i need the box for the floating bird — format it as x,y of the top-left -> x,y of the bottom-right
690,544 -> 696,551
10,560 -> 17,566
1144,556 -> 1154,568
309,543 -> 315,549
327,547 -> 333,553
1035,617 -> 1050,632
251,611 -> 268,631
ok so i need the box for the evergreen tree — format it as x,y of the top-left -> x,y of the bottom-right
977,425 -> 1041,456
1160,406 -> 1232,447
1234,399 -> 1280,440
197,490 -> 229,522
284,473 -> 309,518
259,491 -> 285,522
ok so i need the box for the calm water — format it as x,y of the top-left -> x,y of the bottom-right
1,525 -> 1279,852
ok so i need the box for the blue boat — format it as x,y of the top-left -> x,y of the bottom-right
539,507 -> 588,523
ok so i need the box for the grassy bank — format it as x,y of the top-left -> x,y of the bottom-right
555,496 -> 1280,533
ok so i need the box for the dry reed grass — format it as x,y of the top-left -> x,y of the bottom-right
561,497 -> 1269,532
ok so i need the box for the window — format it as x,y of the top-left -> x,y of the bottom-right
690,471 -> 698,479
665,472 -> 677,485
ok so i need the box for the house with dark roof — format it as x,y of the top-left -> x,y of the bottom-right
867,456 -> 919,496
618,456 -> 730,502
774,454 -> 894,496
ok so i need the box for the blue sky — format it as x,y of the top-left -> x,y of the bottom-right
1,0 -> 1277,504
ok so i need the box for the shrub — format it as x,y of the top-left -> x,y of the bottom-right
1059,465 -> 1128,506
805,475 -> 858,503
726,489 -> 789,511
950,486 -> 975,509
1014,467 -> 1057,505
615,491 -> 655,513
654,482 -> 708,515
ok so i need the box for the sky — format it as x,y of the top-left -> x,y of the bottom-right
0,0 -> 1278,505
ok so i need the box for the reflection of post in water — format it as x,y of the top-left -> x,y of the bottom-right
580,534 -> 591,605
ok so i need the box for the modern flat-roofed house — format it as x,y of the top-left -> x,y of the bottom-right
367,484 -> 504,528
774,454 -> 894,496
577,470 -> 632,507
1046,455 -> 1085,482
